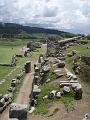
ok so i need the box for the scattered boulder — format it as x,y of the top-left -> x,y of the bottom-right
8,87 -> 16,93
30,99 -> 37,107
55,73 -> 64,79
11,81 -> 17,87
82,113 -> 89,120
3,94 -> 12,102
9,118 -> 19,120
49,90 -> 57,99
34,67 -> 39,72
43,95 -> 48,100
28,107 -> 35,114
17,72 -> 24,81
46,79 -> 51,83
38,56 -> 44,64
60,83 -> 71,88
58,57 -> 66,61
34,76 -> 39,85
24,61 -> 31,73
33,85 -> 41,97
56,92 -> 61,98
62,86 -> 70,94
0,98 -> 5,108
57,62 -> 65,68
72,50 -> 78,56
9,103 -> 28,120
67,53 -> 73,57
16,54 -> 23,58
53,69 -> 61,73
67,73 -> 77,81
73,83 -> 82,100
0,94 -> 12,113
42,66 -> 50,73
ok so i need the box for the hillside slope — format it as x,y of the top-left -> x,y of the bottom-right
0,22 -> 76,38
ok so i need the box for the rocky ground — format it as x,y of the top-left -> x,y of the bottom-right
27,67 -> 90,120
0,44 -> 90,120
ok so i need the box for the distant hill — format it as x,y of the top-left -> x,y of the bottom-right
0,22 -> 76,38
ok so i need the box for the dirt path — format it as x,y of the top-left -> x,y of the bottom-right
15,72 -> 34,105
28,100 -> 90,120
0,107 -> 9,120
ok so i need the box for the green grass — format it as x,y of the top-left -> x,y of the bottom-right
0,40 -> 27,94
65,56 -> 75,73
0,66 -> 13,80
0,46 -> 18,64
35,83 -> 59,114
60,92 -> 74,111
42,67 -> 56,83
65,40 -> 90,72
0,49 -> 30,80
66,41 -> 90,57
35,82 -> 74,114
0,66 -> 24,94
0,40 -> 28,64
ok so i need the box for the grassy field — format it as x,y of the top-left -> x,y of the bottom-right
65,40 -> 90,71
0,40 -> 29,94
66,41 -> 90,57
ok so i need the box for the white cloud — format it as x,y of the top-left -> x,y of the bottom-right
0,0 -> 90,33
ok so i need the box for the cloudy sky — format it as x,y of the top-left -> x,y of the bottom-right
0,0 -> 90,34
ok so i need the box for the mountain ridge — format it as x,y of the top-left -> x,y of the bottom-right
0,22 -> 77,38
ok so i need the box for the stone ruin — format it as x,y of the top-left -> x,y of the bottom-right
11,55 -> 17,66
0,64 -> 25,113
0,93 -> 12,113
9,103 -> 28,120
28,51 -> 83,114
24,61 -> 31,73
27,41 -> 41,52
